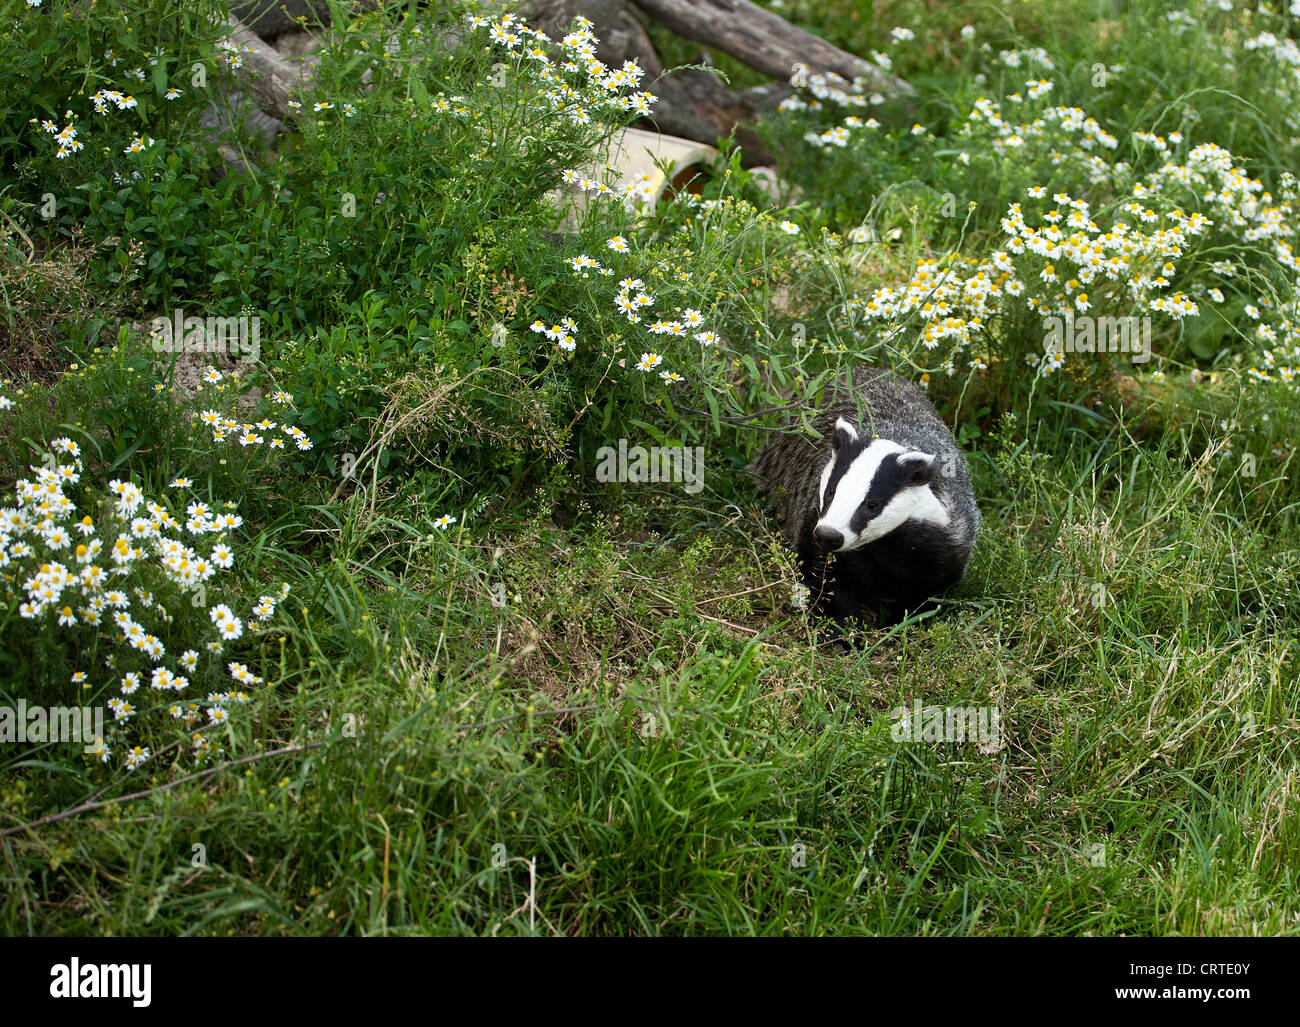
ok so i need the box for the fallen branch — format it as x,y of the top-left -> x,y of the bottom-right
629,0 -> 913,96
0,741 -> 327,838
228,0 -> 374,38
223,15 -> 318,118
0,702 -> 622,837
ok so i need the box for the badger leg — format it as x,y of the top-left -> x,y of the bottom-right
821,577 -> 862,626
796,540 -> 865,647
796,536 -> 830,606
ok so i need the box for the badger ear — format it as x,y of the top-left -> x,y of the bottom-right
831,417 -> 858,450
899,451 -> 936,485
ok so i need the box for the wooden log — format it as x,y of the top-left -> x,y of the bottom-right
652,68 -> 777,164
222,15 -> 317,119
227,0 -> 358,38
221,0 -> 902,166
629,0 -> 912,96
523,0 -> 780,161
202,88 -> 283,145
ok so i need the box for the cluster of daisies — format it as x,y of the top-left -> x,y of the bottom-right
994,46 -> 1057,71
777,68 -> 882,154
957,95 -> 1121,190
561,167 -> 660,212
661,192 -> 806,250
38,108 -> 153,161
195,368 -> 314,452
780,28 -> 1300,395
215,39 -> 254,72
34,43 -> 192,161
299,100 -> 358,117
1243,31 -> 1300,145
529,316 -> 581,352
782,39 -> 1115,181
1131,143 -> 1300,388
812,62 -> 1299,390
0,398 -> 287,773
456,12 -> 656,127
557,237 -> 725,386
775,30 -> 1069,157
841,165 -> 1260,379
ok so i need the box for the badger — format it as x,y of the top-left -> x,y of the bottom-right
752,366 -> 980,631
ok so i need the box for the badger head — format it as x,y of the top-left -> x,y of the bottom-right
813,417 -> 950,552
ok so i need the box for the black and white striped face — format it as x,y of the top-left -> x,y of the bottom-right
814,418 -> 950,552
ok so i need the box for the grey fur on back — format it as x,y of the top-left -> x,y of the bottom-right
752,366 -> 980,554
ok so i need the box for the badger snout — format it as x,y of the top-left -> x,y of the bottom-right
813,524 -> 844,550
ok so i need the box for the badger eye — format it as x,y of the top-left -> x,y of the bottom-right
864,498 -> 880,514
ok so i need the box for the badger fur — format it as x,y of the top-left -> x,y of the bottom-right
752,366 -> 980,629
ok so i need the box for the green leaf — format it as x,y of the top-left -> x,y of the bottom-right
1184,301 -> 1236,360
629,419 -> 672,447
408,73 -> 429,107
703,388 -> 721,435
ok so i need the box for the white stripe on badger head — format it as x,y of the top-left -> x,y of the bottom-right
818,451 -> 836,509
815,438 -> 903,543
858,479 -> 950,545
818,418 -> 861,509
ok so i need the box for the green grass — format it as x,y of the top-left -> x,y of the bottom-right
0,0 -> 1297,935
3,385 -> 1295,935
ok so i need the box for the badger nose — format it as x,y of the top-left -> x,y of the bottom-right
813,525 -> 844,550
